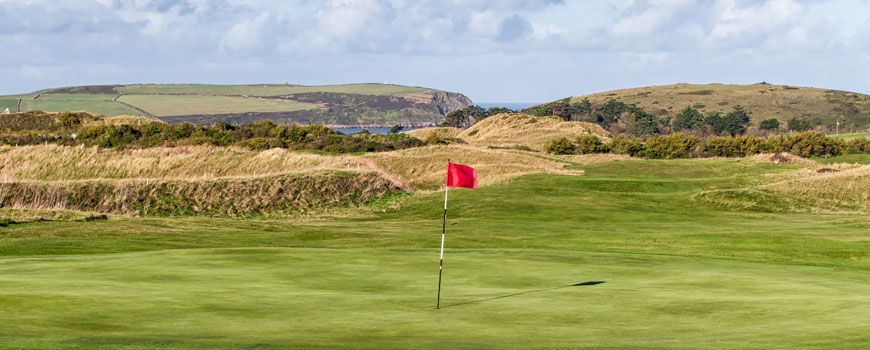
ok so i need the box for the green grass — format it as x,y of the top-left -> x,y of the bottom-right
814,153 -> 870,165
116,94 -> 320,116
20,97 -> 140,116
832,132 -> 870,140
1,159 -> 869,349
115,84 -> 432,97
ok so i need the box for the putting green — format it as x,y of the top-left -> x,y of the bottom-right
0,248 -> 867,349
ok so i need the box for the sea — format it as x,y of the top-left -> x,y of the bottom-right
333,102 -> 541,134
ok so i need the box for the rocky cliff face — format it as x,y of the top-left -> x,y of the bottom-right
431,91 -> 473,115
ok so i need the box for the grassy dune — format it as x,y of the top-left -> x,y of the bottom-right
459,114 -> 609,149
569,83 -> 870,126
0,160 -> 868,349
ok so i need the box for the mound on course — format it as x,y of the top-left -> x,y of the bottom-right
553,83 -> 870,128
459,113 -> 609,150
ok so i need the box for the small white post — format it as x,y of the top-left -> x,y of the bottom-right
146,177 -> 149,185
253,171 -> 256,179
4,175 -> 7,184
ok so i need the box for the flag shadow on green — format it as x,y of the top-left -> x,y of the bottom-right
440,281 -> 605,309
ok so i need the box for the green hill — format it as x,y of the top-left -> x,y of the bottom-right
538,83 -> 870,131
0,83 -> 472,127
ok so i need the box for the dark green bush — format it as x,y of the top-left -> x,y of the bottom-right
645,133 -> 700,159
545,137 -> 576,155
608,136 -> 646,157
574,135 -> 609,154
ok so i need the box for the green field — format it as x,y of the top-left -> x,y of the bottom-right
20,94 -> 141,116
1,160 -> 868,349
116,94 -> 320,116
115,83 -> 432,97
833,132 -> 870,140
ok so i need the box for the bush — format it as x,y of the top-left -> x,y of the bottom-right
759,118 -> 780,131
608,136 -> 646,157
645,133 -> 700,159
788,118 -> 813,132
545,137 -> 576,155
574,135 -> 609,154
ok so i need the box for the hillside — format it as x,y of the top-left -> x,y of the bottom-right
542,83 -> 870,130
0,83 -> 472,127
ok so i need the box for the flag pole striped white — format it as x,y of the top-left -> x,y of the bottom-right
436,162 -> 450,309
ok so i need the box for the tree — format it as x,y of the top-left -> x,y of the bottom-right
704,112 -> 726,135
788,118 -> 813,132
628,107 -> 659,136
721,105 -> 751,136
442,106 -> 487,128
486,107 -> 513,116
389,124 -> 403,134
672,106 -> 705,131
595,100 -> 627,128
759,118 -> 780,131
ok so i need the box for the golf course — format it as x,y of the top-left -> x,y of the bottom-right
1,154 -> 868,349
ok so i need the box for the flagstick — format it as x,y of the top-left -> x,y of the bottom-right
436,184 -> 448,309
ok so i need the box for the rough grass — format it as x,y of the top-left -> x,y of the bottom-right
115,83 -> 433,97
0,172 -> 398,217
833,131 -> 870,140
365,144 -> 584,190
117,94 -> 320,117
0,161 -> 869,349
0,145 -> 584,192
459,113 -> 609,150
570,83 -> 870,125
404,126 -> 462,139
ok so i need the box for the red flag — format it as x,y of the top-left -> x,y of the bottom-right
446,162 -> 477,189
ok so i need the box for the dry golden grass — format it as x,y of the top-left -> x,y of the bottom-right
0,144 -> 586,192
0,145 -> 356,182
562,153 -> 636,163
404,127 -> 462,139
762,165 -> 870,213
87,115 -> 167,127
364,144 -> 584,190
743,153 -> 821,169
459,114 -> 609,150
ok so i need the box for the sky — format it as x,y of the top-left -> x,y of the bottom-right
0,0 -> 868,102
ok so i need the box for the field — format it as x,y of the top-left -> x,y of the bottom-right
116,94 -> 320,117
833,132 -> 870,140
0,83 -> 468,125
114,83 -> 432,96
1,157 -> 868,349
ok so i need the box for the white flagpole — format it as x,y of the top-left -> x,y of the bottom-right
436,158 -> 452,309
436,184 -> 448,309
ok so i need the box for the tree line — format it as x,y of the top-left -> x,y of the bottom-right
523,98 -> 827,137
545,132 -> 865,159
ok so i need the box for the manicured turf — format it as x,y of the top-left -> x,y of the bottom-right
116,94 -> 320,116
1,159 -> 868,349
831,132 -> 870,141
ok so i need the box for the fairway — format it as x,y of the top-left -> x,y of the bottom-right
1,160 -> 869,349
1,249 -> 868,349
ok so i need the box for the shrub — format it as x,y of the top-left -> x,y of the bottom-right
788,118 -> 813,132
759,118 -> 780,131
574,135 -> 609,154
545,137 -> 576,155
608,135 -> 646,157
645,133 -> 700,159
